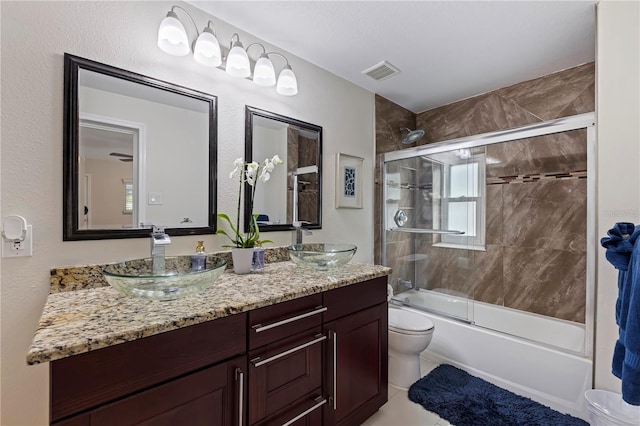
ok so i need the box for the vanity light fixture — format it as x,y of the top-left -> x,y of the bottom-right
157,5 -> 298,96
193,22 -> 222,67
225,34 -> 251,78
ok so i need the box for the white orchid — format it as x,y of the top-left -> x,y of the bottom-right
259,170 -> 271,182
229,157 -> 244,179
218,154 -> 284,248
245,162 -> 259,186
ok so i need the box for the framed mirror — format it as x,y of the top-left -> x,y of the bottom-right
244,106 -> 322,232
63,54 -> 217,240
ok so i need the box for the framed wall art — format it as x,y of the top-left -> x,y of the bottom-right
336,153 -> 363,209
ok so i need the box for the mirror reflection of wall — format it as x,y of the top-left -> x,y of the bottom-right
78,68 -> 209,229
64,54 -> 218,240
245,106 -> 322,232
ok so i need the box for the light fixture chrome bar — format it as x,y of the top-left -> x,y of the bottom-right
158,5 -> 298,95
389,227 -> 465,235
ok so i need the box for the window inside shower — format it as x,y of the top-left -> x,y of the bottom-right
382,114 -> 595,357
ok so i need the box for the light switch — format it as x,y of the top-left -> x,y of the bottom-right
148,192 -> 163,205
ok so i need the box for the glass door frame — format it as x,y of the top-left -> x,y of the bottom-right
382,112 -> 596,359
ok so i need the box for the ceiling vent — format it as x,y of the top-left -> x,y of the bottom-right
361,60 -> 401,81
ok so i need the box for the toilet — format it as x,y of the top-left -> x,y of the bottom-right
388,307 -> 435,389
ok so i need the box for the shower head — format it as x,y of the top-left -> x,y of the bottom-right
400,127 -> 425,144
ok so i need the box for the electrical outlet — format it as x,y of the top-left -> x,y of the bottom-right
2,225 -> 33,258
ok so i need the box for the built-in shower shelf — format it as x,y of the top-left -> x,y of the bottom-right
386,199 -> 401,203
400,166 -> 416,171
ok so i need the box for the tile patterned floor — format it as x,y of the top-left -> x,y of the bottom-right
363,358 -> 454,426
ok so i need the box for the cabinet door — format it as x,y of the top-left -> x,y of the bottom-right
324,303 -> 388,426
248,327 -> 324,424
83,356 -> 247,426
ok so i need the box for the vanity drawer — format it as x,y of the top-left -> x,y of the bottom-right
323,277 -> 387,322
248,327 -> 324,425
249,293 -> 324,350
50,313 -> 247,422
254,394 -> 325,426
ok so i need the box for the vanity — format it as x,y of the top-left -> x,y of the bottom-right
28,259 -> 390,426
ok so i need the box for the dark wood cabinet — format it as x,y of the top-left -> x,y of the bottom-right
50,313 -> 247,426
53,356 -> 246,426
49,276 -> 388,426
323,278 -> 388,426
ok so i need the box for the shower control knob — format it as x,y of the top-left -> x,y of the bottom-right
394,209 -> 408,227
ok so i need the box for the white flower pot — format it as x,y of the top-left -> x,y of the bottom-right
231,247 -> 254,274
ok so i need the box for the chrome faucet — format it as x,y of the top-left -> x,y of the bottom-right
150,225 -> 171,274
292,221 -> 312,245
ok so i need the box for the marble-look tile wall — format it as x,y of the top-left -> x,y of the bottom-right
376,63 -> 594,323
287,132 -> 319,223
415,63 -> 595,144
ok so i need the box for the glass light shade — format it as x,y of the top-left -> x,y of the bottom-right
253,55 -> 276,86
157,13 -> 190,56
193,30 -> 222,67
226,45 -> 251,78
276,66 -> 298,96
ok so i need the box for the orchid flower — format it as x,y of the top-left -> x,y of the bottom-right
217,154 -> 283,248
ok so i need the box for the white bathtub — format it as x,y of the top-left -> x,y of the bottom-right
392,289 -> 592,420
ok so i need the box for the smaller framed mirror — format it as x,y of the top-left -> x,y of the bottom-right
245,106 -> 322,232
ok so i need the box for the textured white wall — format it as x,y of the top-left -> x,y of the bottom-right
594,1 -> 640,392
0,1 -> 374,424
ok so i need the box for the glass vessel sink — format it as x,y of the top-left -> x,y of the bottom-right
103,255 -> 227,300
287,243 -> 357,269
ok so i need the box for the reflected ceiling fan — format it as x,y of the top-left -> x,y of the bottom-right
109,152 -> 133,162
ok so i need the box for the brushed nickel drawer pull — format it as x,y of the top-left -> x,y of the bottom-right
281,397 -> 327,426
331,330 -> 338,410
250,334 -> 327,367
235,368 -> 244,426
252,306 -> 327,333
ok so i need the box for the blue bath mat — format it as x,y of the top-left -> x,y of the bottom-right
408,364 -> 588,426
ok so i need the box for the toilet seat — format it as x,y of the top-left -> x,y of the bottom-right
389,309 -> 434,335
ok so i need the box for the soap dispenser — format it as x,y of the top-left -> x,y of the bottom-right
191,241 -> 207,271
252,241 -> 265,270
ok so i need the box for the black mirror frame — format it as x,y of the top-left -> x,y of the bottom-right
244,105 -> 322,233
63,53 -> 218,241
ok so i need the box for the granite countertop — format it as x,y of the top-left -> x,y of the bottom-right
27,261 -> 391,365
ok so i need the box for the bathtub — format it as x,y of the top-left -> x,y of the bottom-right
392,289 -> 592,420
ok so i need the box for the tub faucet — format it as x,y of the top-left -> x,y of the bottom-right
292,221 -> 312,245
150,225 -> 171,274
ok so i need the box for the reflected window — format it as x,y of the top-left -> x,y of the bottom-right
123,180 -> 134,214
441,153 -> 486,248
